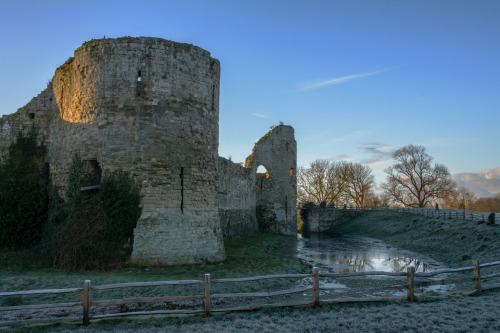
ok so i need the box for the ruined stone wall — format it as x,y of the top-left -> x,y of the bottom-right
300,206 -> 362,234
218,157 -> 258,238
245,125 -> 297,235
1,37 -> 225,265
0,36 -> 298,264
0,88 -> 54,160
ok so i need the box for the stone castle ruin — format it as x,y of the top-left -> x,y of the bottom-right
0,37 -> 296,265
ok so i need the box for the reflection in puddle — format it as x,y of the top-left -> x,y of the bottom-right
280,233 -> 450,299
293,233 -> 443,274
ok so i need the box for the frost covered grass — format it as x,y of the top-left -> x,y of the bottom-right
0,233 -> 309,293
6,292 -> 500,333
0,233 -> 309,307
332,210 -> 500,267
2,211 -> 500,332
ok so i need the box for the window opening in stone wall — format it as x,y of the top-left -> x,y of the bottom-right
256,165 -> 270,190
256,165 -> 270,179
180,167 -> 184,214
286,142 -> 289,152
80,159 -> 102,193
136,70 -> 142,97
83,159 -> 102,186
289,167 -> 295,177
28,112 -> 35,120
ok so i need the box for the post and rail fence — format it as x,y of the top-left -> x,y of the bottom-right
391,207 -> 500,224
1,260 -> 500,328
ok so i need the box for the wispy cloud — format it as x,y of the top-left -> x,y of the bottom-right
357,142 -> 395,164
251,113 -> 267,118
296,68 -> 393,92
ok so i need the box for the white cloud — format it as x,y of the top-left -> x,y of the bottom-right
251,113 -> 267,118
453,167 -> 500,197
296,68 -> 393,92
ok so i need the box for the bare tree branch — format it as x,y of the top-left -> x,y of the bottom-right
381,144 -> 454,208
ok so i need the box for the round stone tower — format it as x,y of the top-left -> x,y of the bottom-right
48,37 -> 224,265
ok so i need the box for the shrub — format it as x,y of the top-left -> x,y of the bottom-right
0,128 -> 49,249
46,154 -> 142,270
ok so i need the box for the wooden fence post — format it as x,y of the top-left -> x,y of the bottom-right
472,260 -> 482,293
407,267 -> 416,301
204,273 -> 211,316
83,280 -> 91,326
312,267 -> 320,307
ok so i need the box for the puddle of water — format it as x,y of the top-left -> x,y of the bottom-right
278,233 -> 451,299
291,233 -> 443,274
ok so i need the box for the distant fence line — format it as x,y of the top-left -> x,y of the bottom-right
391,207 -> 500,223
1,260 -> 500,328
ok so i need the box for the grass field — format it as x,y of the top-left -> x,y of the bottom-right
2,210 -> 500,332
0,233 -> 310,299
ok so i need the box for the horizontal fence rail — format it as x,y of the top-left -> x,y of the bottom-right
392,207 -> 500,223
1,261 -> 500,327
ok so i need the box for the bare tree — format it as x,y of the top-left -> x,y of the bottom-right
441,186 -> 476,210
382,144 -> 454,208
474,193 -> 500,212
297,160 -> 343,206
337,161 -> 375,208
365,192 -> 393,209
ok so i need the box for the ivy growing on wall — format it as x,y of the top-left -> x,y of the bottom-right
44,154 -> 143,270
0,129 -> 142,270
0,127 -> 49,249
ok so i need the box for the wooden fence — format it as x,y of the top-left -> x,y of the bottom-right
392,207 -> 500,223
1,260 -> 499,328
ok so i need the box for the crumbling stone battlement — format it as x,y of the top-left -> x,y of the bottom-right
245,125 -> 297,235
0,37 -> 297,265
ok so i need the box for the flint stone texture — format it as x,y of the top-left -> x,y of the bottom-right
0,37 -> 297,265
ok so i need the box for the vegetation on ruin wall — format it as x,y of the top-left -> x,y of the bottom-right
41,154 -> 142,270
244,128 -> 274,168
0,130 -> 142,270
0,127 -> 49,249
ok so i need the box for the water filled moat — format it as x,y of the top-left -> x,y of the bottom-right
279,233 -> 448,298
291,233 -> 443,274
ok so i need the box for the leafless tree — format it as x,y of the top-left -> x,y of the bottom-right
337,161 -> 375,208
474,193 -> 500,212
364,192 -> 392,209
441,186 -> 476,210
382,144 -> 454,208
297,160 -> 343,206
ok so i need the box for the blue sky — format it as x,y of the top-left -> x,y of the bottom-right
1,0 -> 499,188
